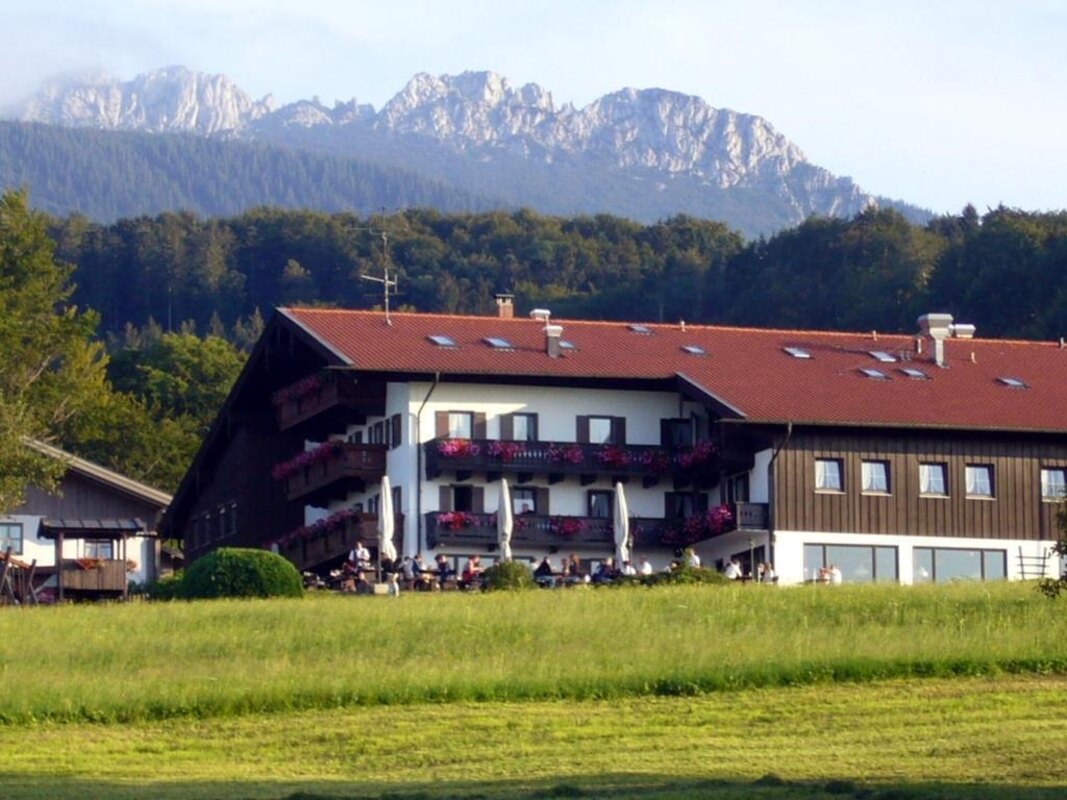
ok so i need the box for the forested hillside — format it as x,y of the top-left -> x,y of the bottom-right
52,204 -> 1067,342
0,122 -> 492,221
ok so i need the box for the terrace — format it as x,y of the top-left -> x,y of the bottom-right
275,511 -> 400,572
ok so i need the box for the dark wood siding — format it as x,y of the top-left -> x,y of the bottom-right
773,429 -> 1067,541
18,473 -> 163,524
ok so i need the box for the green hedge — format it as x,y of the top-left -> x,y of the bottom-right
181,548 -> 304,599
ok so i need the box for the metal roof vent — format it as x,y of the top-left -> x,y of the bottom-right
529,308 -> 551,323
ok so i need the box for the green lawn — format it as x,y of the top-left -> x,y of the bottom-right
0,582 -> 1065,799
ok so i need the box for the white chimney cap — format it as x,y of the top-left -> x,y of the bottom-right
950,323 -> 976,339
918,313 -> 954,338
544,324 -> 563,337
529,308 -> 551,322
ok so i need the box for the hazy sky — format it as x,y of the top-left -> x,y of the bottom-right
2,0 -> 1065,215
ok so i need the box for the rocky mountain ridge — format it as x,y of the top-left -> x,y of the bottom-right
4,67 -> 925,232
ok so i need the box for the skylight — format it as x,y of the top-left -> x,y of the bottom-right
869,351 -> 897,363
628,324 -> 653,335
783,347 -> 811,359
859,368 -> 890,380
559,340 -> 578,351
427,334 -> 458,348
483,336 -> 514,350
998,376 -> 1028,389
681,344 -> 707,356
899,367 -> 930,380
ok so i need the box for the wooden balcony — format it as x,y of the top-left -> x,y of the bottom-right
732,502 -> 769,531
277,513 -> 403,572
286,443 -> 387,505
273,373 -> 386,437
58,559 -> 128,594
424,438 -> 724,487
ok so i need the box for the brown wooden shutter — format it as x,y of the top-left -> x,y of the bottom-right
472,486 -> 485,513
613,416 -> 627,445
474,412 -> 487,439
435,411 -> 449,437
438,486 -> 452,512
535,487 -> 550,515
576,415 -> 590,443
500,414 -> 514,440
391,414 -> 402,448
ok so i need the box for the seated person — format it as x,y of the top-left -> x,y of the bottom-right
723,559 -> 742,580
592,557 -> 616,585
619,560 -> 637,576
460,554 -> 483,589
435,554 -> 456,586
534,556 -> 556,587
354,570 -> 373,595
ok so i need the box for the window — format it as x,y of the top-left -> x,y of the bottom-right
512,413 -> 538,442
588,416 -> 614,444
919,463 -> 948,496
997,376 -> 1028,389
369,421 -> 385,444
428,334 -> 458,348
965,464 -> 994,498
588,490 -> 613,519
1041,468 -> 1067,501
804,543 -> 898,584
512,487 -> 537,515
783,346 -> 811,359
628,324 -> 652,335
665,492 -> 706,519
913,547 -> 1006,582
559,340 -> 578,351
448,412 -> 473,439
859,368 -> 890,380
662,418 -> 693,448
483,336 -> 514,350
84,540 -> 113,559
868,350 -> 897,363
899,367 -> 929,380
681,344 -> 706,356
0,522 -> 23,555
861,461 -> 890,494
725,473 -> 749,504
390,414 -> 403,449
815,458 -> 843,492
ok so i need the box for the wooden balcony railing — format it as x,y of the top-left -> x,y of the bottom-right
424,438 -> 720,486
425,502 -> 768,552
273,373 -> 386,435
277,513 -> 403,572
59,559 -> 128,593
285,443 -> 387,505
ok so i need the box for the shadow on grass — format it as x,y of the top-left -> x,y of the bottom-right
2,774 -> 1065,800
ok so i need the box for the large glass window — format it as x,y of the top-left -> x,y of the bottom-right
965,464 -> 994,498
84,540 -> 113,559
588,416 -> 614,444
0,523 -> 23,555
804,543 -> 898,583
861,461 -> 890,494
913,547 -> 1007,582
815,458 -> 843,492
1041,468 -> 1066,501
587,490 -> 613,519
512,413 -> 538,442
512,487 -> 537,515
448,412 -> 473,439
919,463 -> 948,496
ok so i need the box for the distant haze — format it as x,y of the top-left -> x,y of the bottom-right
2,0 -> 1066,215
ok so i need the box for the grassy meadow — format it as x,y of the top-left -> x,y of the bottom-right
1,582 -> 1065,799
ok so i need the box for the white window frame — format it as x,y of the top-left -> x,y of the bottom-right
448,411 -> 474,439
965,464 -> 994,499
1041,468 -> 1067,501
861,460 -> 890,495
814,458 -> 844,493
919,463 -> 948,497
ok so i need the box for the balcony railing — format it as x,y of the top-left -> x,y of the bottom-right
285,443 -> 387,505
58,559 -> 128,593
425,502 -> 768,552
424,438 -> 720,486
273,372 -> 386,435
277,513 -> 403,572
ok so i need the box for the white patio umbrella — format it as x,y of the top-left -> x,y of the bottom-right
497,478 -> 514,561
614,481 -> 630,566
377,475 -> 398,577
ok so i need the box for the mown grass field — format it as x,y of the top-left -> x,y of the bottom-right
1,582 -> 1065,799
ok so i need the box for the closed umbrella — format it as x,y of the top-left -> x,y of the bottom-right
497,478 -> 514,561
614,481 -> 630,566
378,475 -> 398,577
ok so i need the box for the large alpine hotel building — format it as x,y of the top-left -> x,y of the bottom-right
162,299 -> 1067,585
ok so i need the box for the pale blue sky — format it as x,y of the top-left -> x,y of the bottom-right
3,0 -> 1065,215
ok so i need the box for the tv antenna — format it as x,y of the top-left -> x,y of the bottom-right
359,230 -> 398,325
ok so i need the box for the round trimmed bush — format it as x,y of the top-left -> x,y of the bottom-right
482,559 -> 536,591
182,548 -> 304,599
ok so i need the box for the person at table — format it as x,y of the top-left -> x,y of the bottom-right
620,560 -> 637,577
592,557 -> 616,585
349,540 -> 371,571
534,556 -> 556,588
461,554 -> 483,589
565,553 -> 583,582
354,570 -> 373,595
829,564 -> 843,585
435,554 -> 455,587
723,558 -> 742,580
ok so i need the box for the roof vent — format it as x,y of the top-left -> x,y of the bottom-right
544,324 -> 563,358
950,323 -> 976,339
529,308 -> 551,323
917,313 -> 954,368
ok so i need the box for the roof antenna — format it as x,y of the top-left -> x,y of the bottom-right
360,231 -> 397,326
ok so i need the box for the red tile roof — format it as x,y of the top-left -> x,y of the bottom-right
282,308 -> 1067,433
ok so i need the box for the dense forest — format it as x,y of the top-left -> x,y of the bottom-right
51,204 -> 1067,341
0,122 -> 492,222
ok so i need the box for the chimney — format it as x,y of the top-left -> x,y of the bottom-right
495,293 -> 514,319
917,313 -> 953,368
529,308 -> 551,323
544,324 -> 563,358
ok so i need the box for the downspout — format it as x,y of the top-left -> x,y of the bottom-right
766,421 -> 793,568
414,372 -> 441,556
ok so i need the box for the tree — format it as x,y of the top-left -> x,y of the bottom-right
1039,506 -> 1067,599
0,189 -> 105,511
